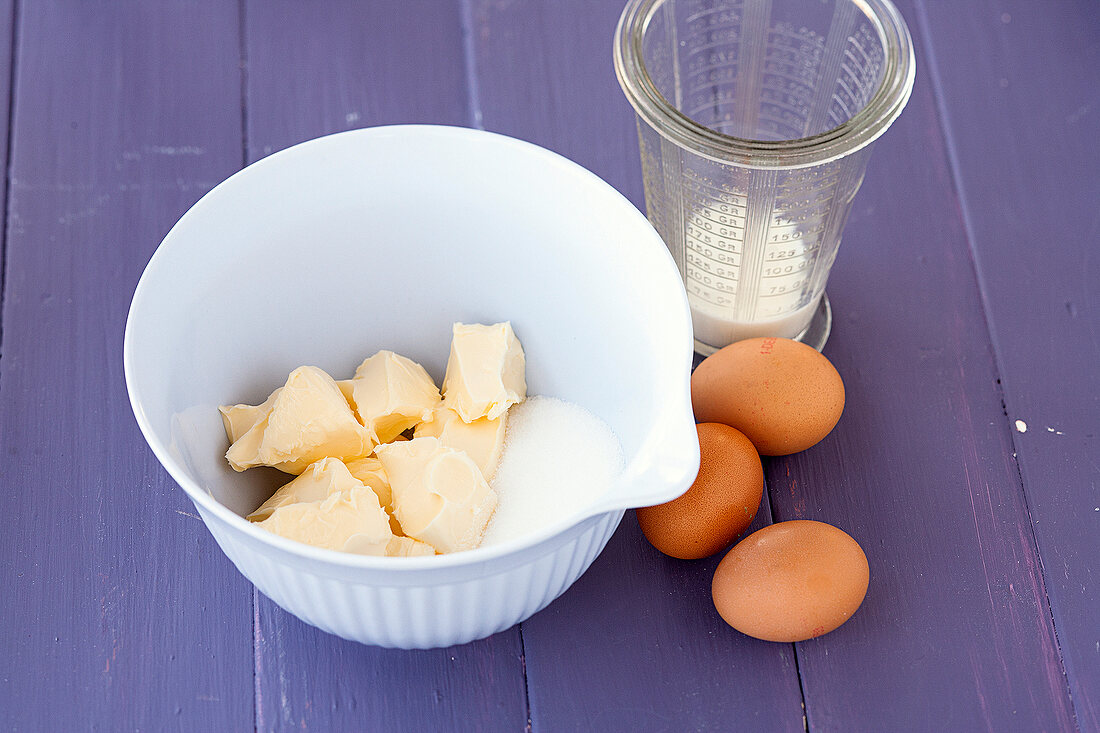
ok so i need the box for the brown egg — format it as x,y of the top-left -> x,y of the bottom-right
636,423 -> 763,560
691,337 -> 844,455
712,520 -> 869,642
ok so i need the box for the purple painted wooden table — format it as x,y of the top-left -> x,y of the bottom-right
2,1 -> 1097,731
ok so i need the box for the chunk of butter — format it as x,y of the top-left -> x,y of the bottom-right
375,436 -> 497,553
347,351 -> 441,444
248,456 -> 363,522
335,379 -> 356,411
414,406 -> 507,481
442,322 -> 526,422
220,388 -> 281,443
385,536 -> 437,557
343,456 -> 392,508
255,486 -> 393,555
343,455 -> 403,535
223,366 -> 373,474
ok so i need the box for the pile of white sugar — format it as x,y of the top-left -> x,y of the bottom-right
481,396 -> 624,546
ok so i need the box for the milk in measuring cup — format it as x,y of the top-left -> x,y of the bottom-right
691,296 -> 822,347
677,182 -> 830,346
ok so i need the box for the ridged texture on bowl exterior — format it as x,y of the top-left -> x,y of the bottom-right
200,502 -> 624,649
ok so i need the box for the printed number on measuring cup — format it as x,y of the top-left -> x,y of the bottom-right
763,261 -> 807,276
768,278 -> 805,295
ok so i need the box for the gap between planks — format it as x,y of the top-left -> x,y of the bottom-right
237,3 -> 259,731
0,0 -> 19,376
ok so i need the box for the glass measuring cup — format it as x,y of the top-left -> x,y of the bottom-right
614,0 -> 915,353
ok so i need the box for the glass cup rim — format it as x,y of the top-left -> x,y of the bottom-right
613,0 -> 916,169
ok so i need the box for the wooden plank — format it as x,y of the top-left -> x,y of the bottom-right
761,0 -> 1078,729
242,3 -> 529,730
917,0 -> 1100,729
254,609 -> 527,732
0,1 -> 251,730
245,0 -> 471,160
470,1 -> 807,730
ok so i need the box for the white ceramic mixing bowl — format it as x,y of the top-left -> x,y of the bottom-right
124,125 -> 698,649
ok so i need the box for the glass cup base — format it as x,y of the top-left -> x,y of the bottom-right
693,293 -> 832,357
